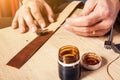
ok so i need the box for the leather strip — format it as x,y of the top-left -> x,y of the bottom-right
7,31 -> 54,68
7,1 -> 82,68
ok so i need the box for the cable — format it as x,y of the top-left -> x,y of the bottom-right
107,54 -> 120,80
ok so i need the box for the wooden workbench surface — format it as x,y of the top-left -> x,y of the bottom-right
0,1 -> 120,80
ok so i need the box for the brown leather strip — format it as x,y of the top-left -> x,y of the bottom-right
7,31 -> 54,68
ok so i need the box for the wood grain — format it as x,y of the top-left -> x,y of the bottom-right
0,1 -> 120,80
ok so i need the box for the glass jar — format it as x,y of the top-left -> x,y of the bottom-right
58,45 -> 81,80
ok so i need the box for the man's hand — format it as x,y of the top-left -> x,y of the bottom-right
11,0 -> 54,33
64,0 -> 120,36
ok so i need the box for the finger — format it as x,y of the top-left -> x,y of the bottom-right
76,29 -> 110,37
11,11 -> 19,29
81,0 -> 97,15
44,2 -> 55,23
64,24 -> 90,33
65,11 -> 102,27
90,29 -> 111,36
28,2 -> 46,28
64,19 -> 113,33
23,8 -> 37,32
18,16 -> 26,33
65,25 -> 110,37
83,19 -> 113,32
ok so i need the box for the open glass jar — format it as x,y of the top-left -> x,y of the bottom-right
58,45 -> 81,80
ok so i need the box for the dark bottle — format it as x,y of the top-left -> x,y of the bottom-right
58,45 -> 81,80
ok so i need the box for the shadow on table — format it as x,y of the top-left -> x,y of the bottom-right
0,17 -> 13,29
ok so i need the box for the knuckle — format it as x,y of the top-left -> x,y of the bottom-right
24,17 -> 34,26
104,21 -> 113,29
101,10 -> 110,18
84,20 -> 91,26
19,23 -> 24,27
28,21 -> 34,26
32,9 -> 39,16
37,18 -> 44,23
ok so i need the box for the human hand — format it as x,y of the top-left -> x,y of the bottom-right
64,0 -> 120,36
11,0 -> 54,33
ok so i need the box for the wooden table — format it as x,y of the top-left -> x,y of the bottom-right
0,4 -> 120,80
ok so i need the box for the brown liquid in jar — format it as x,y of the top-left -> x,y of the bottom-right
83,52 -> 100,65
58,45 -> 81,80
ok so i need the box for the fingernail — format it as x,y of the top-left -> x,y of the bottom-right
12,23 -> 17,29
40,23 -> 46,28
31,27 -> 37,32
49,16 -> 54,22
19,27 -> 25,33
